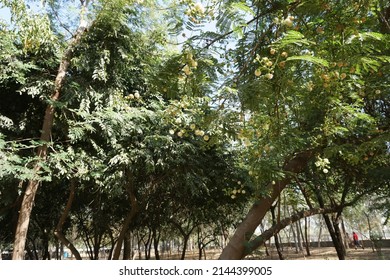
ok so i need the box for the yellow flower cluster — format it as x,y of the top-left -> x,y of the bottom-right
182,52 -> 198,76
230,181 -> 246,199
169,123 -> 210,141
253,55 -> 275,80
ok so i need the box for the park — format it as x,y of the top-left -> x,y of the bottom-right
0,0 -> 389,260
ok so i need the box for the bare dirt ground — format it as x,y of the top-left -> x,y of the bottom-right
172,247 -> 390,260
246,247 -> 390,260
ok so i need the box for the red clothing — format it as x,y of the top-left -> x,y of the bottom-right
353,232 -> 358,241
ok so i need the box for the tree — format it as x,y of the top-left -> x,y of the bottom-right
1,0 -> 175,259
3,0 -> 89,259
1,0 -> 389,261
193,0 -> 390,259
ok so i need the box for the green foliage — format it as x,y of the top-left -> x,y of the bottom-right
194,0 -> 390,204
0,28 -> 36,84
286,55 -> 329,67
0,0 -> 389,258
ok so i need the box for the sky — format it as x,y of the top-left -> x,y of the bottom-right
0,6 -> 11,23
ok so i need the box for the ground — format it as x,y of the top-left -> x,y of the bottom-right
169,247 -> 390,260
252,247 -> 390,260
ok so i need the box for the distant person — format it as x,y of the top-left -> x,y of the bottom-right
352,232 -> 363,249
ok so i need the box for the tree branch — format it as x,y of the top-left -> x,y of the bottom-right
54,179 -> 82,260
243,207 -> 340,258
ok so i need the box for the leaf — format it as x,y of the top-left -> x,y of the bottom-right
346,32 -> 385,44
0,115 -> 14,128
360,57 -> 381,72
375,55 -> 390,63
216,2 -> 254,34
232,22 -> 245,39
274,30 -> 314,47
230,2 -> 255,17
286,55 -> 329,67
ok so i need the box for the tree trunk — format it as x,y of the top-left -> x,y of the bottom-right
241,207 -> 337,258
317,216 -> 323,248
322,213 -> 345,260
112,170 -> 138,260
92,233 -> 102,260
270,205 -> 284,260
42,232 -> 50,260
107,231 -> 115,260
291,221 -> 299,253
296,221 -> 303,252
198,243 -> 203,260
169,218 -> 197,260
12,2 -> 89,260
181,234 -> 191,260
197,228 -> 203,260
303,216 -> 311,256
219,150 -> 314,259
123,231 -> 131,260
143,230 -> 152,260
333,215 -> 347,258
364,212 -> 376,252
152,228 -> 161,260
137,232 -> 142,260
55,241 -> 59,260
54,179 -> 82,260
25,242 -> 34,260
313,184 -> 346,260
341,217 -> 350,250
260,222 -> 270,256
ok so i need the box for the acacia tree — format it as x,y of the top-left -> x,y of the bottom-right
2,0 -> 251,260
0,0 -> 177,259
183,0 -> 390,259
1,0 -> 92,259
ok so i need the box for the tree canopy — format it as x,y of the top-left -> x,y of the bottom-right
0,0 -> 389,260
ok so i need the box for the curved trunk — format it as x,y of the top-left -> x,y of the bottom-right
314,185 -> 346,260
242,207 -> 337,258
270,205 -> 284,260
219,150 -> 314,260
54,179 -> 82,260
12,2 -> 89,260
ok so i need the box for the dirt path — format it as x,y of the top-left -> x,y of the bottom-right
252,247 -> 390,260
173,247 -> 390,260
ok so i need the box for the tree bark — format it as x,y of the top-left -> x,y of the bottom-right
180,234 -> 191,260
152,228 -> 161,260
296,221 -> 303,252
219,150 -> 314,259
364,212 -> 376,252
12,2 -> 89,260
321,212 -> 345,260
332,214 -> 346,259
111,203 -> 137,259
303,216 -> 311,256
241,207 -> 337,258
313,186 -> 346,260
270,205 -> 284,260
143,230 -> 152,260
169,219 -> 197,260
341,217 -> 350,250
112,170 -> 138,260
317,217 -> 323,248
54,179 -> 82,260
291,221 -> 299,253
123,231 -> 131,260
